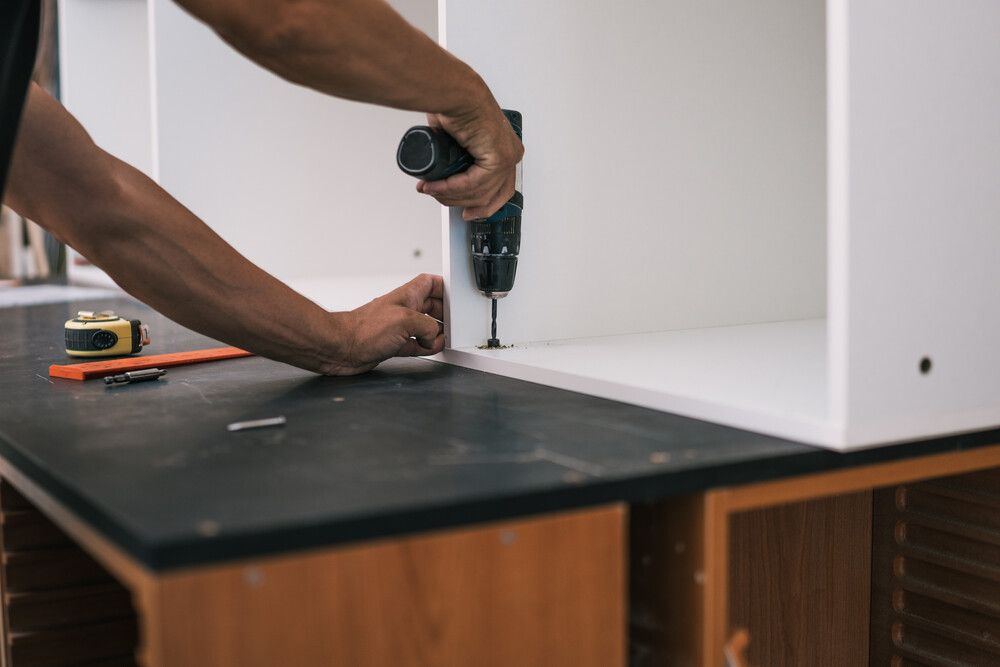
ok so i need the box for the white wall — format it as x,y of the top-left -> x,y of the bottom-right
443,0 -> 827,348
59,0 -> 155,286
150,0 -> 441,285
58,0 -> 155,176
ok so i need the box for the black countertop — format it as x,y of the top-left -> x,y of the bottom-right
2,297 -> 998,571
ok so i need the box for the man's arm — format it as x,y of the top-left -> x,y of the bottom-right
174,0 -> 523,220
5,84 -> 443,374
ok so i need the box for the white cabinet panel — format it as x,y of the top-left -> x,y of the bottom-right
839,0 -> 1000,443
441,0 -> 1000,450
441,0 -> 827,348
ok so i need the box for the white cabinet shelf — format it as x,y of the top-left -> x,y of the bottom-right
445,319 -> 831,444
439,0 -> 1000,451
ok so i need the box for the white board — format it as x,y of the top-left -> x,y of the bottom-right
58,0 -> 156,288
444,319 -> 834,445
441,0 -> 827,349
441,0 -> 1000,450
57,0 -> 155,176
148,0 -> 442,284
834,0 -> 1000,444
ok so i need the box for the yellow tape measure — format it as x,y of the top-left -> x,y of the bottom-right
64,311 -> 150,358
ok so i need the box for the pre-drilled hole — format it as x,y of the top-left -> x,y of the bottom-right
919,357 -> 932,375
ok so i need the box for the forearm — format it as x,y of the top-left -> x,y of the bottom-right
83,163 -> 341,372
177,0 -> 489,114
176,0 -> 522,219
5,86 -> 342,373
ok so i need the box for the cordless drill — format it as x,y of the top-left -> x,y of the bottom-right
396,110 -> 522,348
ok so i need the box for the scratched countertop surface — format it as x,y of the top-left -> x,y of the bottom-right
2,297 -> 999,570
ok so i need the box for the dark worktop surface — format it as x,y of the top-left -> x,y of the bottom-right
2,297 -> 998,570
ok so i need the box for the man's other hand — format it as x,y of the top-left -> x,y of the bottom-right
416,96 -> 524,221
325,274 -> 445,375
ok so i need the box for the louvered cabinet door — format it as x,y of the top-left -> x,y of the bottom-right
0,480 -> 139,667
871,470 -> 1000,666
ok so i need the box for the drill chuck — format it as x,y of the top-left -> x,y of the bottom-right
470,192 -> 522,298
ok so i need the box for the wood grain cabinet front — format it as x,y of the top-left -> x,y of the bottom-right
0,496 -> 626,667
871,471 -> 1000,665
632,449 -> 1000,667
146,505 -> 626,667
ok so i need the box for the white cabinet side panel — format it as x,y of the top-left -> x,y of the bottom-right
826,0 -> 850,427
57,0 -> 154,176
442,0 -> 827,349
150,0 -> 441,284
844,0 -> 1000,444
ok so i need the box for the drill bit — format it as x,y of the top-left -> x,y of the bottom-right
103,368 -> 167,386
488,298 -> 500,348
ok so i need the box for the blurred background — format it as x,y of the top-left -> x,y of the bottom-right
1,0 -> 62,284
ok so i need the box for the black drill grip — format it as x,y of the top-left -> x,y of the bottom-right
396,127 -> 473,181
396,110 -> 522,182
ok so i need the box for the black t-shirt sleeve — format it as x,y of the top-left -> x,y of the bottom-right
0,0 -> 40,202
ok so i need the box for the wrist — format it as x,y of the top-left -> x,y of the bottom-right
440,66 -> 494,119
307,310 -> 354,375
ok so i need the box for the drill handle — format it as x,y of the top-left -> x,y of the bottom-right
396,126 -> 472,181
396,110 -> 522,182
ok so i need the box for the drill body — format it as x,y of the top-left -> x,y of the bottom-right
397,110 -> 522,347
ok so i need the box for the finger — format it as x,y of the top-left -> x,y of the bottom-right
419,165 -> 497,201
417,273 -> 443,300
422,297 -> 444,321
405,309 -> 441,348
463,177 -> 515,220
383,274 -> 442,308
428,189 -> 498,209
402,273 -> 442,305
395,333 -> 445,357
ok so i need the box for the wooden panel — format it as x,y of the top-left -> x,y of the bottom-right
631,497 -> 704,667
0,511 -> 72,551
0,480 -> 139,667
148,505 -> 626,667
728,491 -> 872,666
721,444 -> 1000,512
8,618 -> 138,667
7,585 -> 134,632
872,470 -> 1000,665
3,549 -> 111,593
630,493 -> 729,667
